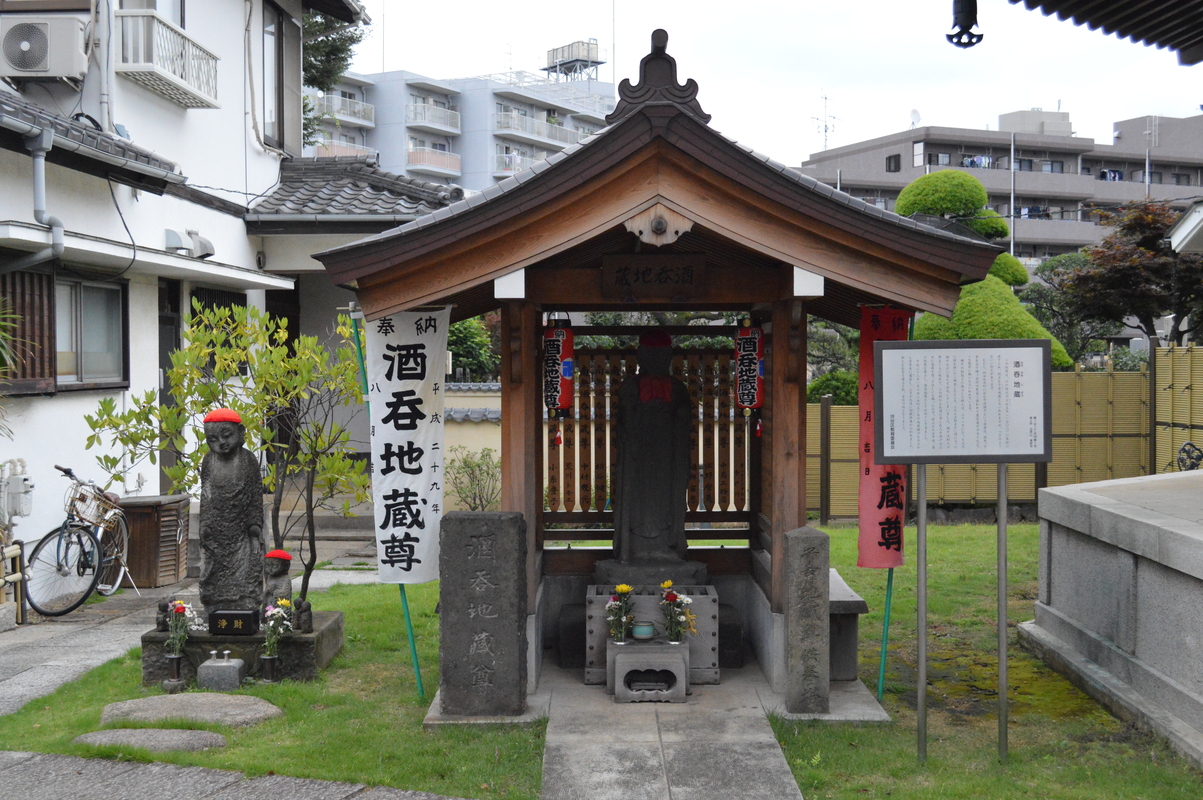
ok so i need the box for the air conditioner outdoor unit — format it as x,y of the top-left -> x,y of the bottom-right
0,15 -> 88,82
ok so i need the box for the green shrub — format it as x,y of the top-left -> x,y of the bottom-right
988,252 -> 1029,286
914,275 -> 1072,367
806,369 -> 858,405
895,170 -> 988,218
965,208 -> 1010,241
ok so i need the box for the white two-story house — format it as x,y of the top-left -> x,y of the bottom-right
0,0 -> 461,547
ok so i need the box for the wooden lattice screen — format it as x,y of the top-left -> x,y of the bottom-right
543,349 -> 754,537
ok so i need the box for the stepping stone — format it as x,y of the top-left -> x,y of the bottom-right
74,728 -> 228,752
101,693 -> 282,727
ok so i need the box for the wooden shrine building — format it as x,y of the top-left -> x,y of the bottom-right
316,31 -> 998,691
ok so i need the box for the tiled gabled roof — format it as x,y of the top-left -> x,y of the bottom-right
246,156 -> 463,230
0,90 -> 183,191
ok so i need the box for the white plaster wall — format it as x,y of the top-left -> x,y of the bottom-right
1,273 -> 159,538
263,234 -> 365,274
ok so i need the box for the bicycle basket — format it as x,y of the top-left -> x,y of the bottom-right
65,483 -> 121,528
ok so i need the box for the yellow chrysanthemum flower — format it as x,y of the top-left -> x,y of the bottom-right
615,584 -> 633,594
660,579 -> 673,589
277,598 -> 291,607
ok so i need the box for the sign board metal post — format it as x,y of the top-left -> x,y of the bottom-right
874,339 -> 1051,764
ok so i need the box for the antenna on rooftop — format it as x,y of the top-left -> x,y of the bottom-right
812,92 -> 841,151
910,109 -> 921,129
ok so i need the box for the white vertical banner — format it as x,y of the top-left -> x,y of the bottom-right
365,308 -> 450,584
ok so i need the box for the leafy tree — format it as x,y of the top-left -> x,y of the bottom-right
1018,253 -> 1121,364
85,302 -> 370,600
575,311 -> 737,350
445,446 -> 502,511
989,252 -> 1029,286
303,13 -> 369,92
806,369 -> 858,405
449,317 -> 499,380
808,318 -> 859,377
1067,202 -> 1203,346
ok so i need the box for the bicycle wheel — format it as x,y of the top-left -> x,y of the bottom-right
96,513 -> 130,596
25,524 -> 102,616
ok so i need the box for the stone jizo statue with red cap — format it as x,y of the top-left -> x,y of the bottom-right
198,408 -> 265,615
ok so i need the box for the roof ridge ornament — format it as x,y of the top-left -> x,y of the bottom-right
605,29 -> 711,125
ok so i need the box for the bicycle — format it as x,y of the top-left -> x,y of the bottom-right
24,465 -> 133,616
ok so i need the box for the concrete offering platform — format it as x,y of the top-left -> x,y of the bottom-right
1026,471 -> 1203,770
100,693 -> 283,727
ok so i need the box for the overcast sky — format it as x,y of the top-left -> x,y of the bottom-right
350,0 -> 1197,166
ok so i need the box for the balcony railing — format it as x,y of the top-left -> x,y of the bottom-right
494,153 -> 537,173
316,94 -> 375,125
406,103 -> 461,131
477,70 -> 616,118
115,10 -> 218,109
313,140 -> 376,158
407,147 -> 461,173
495,113 -> 579,146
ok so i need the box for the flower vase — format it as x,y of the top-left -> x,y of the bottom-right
259,654 -> 280,684
666,635 -> 683,645
612,628 -> 628,645
161,654 -> 186,693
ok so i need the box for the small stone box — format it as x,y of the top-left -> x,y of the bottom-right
208,609 -> 259,636
585,584 -> 718,685
197,651 -> 245,691
607,639 -> 689,703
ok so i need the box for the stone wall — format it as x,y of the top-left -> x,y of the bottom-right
1020,472 -> 1203,769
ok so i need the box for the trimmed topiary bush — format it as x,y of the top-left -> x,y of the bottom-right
988,252 -> 1029,286
806,369 -> 858,405
914,275 -> 1071,367
964,208 -> 1010,241
895,170 -> 988,219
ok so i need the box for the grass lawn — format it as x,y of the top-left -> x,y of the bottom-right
773,522 -> 1203,798
2,523 -> 1201,799
0,581 -> 544,799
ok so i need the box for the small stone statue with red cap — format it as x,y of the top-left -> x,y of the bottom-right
198,408 -> 265,616
263,548 -> 314,633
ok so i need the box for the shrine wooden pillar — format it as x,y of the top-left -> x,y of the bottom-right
767,298 -> 807,613
499,300 -> 543,612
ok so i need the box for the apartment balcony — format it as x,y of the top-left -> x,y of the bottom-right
494,112 -> 580,149
405,104 -> 460,135
115,10 -> 218,109
493,153 -> 538,176
312,140 -> 377,158
315,94 -> 375,128
407,147 -> 461,178
1011,217 -> 1103,248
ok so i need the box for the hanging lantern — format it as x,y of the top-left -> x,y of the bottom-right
543,319 -> 574,419
733,321 -> 765,410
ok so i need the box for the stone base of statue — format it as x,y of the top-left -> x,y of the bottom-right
141,610 -> 343,686
593,556 -> 709,588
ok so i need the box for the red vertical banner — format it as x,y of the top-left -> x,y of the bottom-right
857,306 -> 912,568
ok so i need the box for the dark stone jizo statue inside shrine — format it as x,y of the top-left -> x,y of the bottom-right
596,331 -> 708,586
198,408 -> 265,615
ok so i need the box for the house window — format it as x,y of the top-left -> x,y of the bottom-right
262,1 -> 301,155
1014,159 -> 1034,171
912,142 -> 924,168
885,154 -> 901,172
1175,173 -> 1192,186
1042,161 -> 1064,173
55,277 -> 126,388
926,153 -> 950,166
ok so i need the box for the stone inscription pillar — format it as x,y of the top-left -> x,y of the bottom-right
439,511 -> 528,716
785,526 -> 830,713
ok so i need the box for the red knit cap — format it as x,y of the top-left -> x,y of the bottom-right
639,330 -> 672,348
204,408 -> 241,424
265,549 -> 292,561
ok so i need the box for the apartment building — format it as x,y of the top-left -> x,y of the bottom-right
307,41 -> 616,191
799,110 -> 1203,262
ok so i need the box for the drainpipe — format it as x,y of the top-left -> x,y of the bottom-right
1,128 -> 66,276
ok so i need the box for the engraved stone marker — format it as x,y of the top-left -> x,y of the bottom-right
785,526 -> 830,713
439,511 -> 527,716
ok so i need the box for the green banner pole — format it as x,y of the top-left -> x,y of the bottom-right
349,303 -> 425,702
400,584 -> 426,701
877,567 -> 894,702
